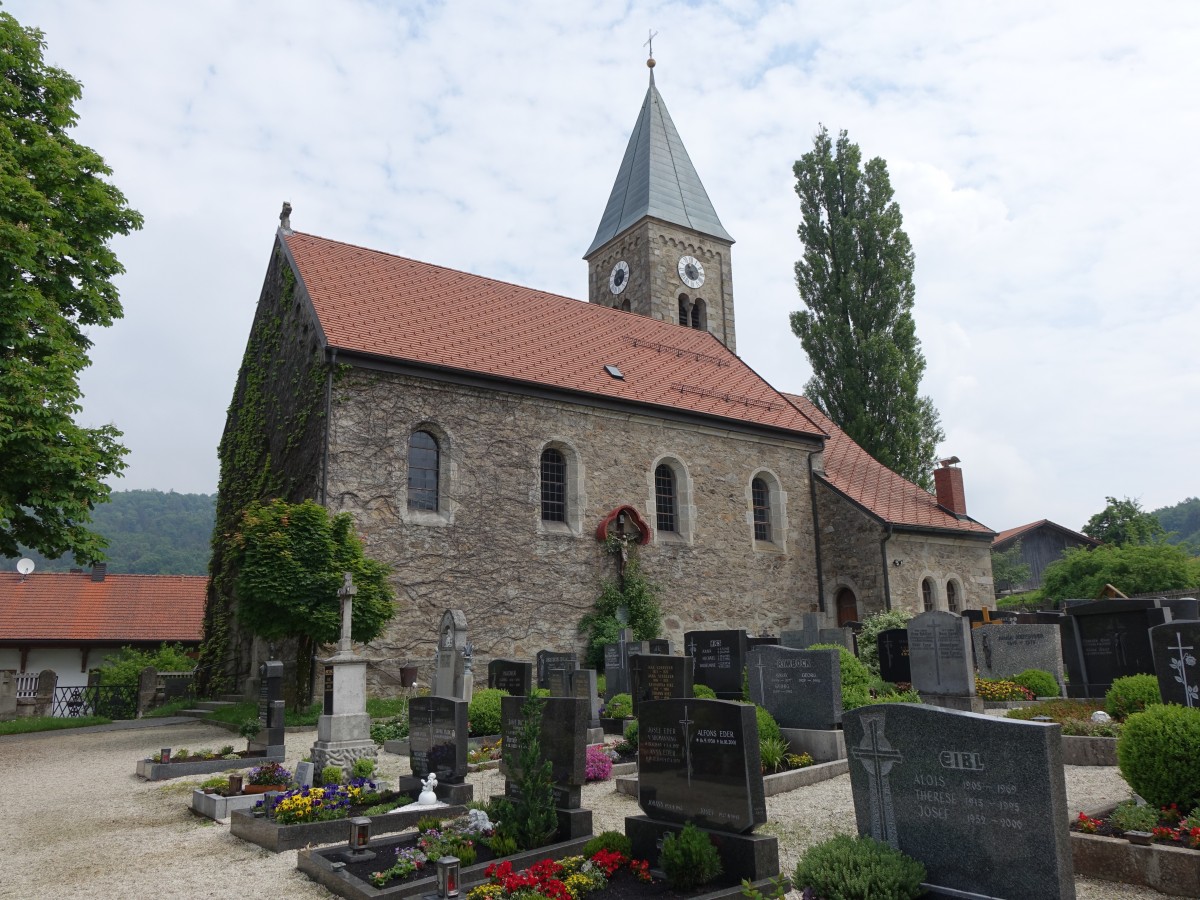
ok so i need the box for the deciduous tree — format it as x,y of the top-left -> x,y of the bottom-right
991,540 -> 1033,595
1040,543 -> 1199,604
1082,496 -> 1166,547
791,126 -> 943,489
0,11 -> 142,561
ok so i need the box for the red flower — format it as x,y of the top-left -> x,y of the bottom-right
590,849 -> 627,877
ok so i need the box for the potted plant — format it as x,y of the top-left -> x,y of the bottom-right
245,762 -> 292,794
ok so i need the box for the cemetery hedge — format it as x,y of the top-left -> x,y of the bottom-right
793,834 -> 925,900
808,643 -> 872,709
95,643 -> 195,689
1117,704 -> 1200,809
468,688 -> 508,736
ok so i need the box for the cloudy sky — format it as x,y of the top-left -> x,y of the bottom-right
9,0 -> 1199,535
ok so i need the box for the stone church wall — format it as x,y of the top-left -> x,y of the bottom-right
885,532 -> 994,615
324,367 -> 821,688
815,481 -> 889,621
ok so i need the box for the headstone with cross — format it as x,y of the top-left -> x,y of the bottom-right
779,612 -> 823,650
1061,596 -> 1174,697
906,611 -> 977,709
431,609 -> 469,700
844,704 -> 1074,900
973,623 -> 1066,696
488,658 -> 533,696
747,645 -> 841,730
628,653 -> 693,715
408,695 -> 469,783
683,629 -> 748,699
876,628 -> 911,684
1151,620 -> 1200,707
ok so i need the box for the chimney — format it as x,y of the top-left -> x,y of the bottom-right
934,457 -> 967,518
90,562 -> 107,582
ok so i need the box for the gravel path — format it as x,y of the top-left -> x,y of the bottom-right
0,720 -> 1176,900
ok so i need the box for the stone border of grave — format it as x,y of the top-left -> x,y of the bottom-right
297,833 -> 594,900
614,758 -> 848,799
1061,735 -> 1118,766
230,801 -> 465,853
190,789 -> 261,821
135,751 -> 283,781
1072,803 -> 1200,897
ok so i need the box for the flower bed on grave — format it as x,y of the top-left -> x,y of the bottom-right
136,746 -> 283,780
1072,802 -> 1200,897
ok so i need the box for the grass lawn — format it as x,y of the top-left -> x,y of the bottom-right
0,715 -> 112,735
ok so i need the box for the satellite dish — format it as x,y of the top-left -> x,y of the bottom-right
16,558 -> 35,576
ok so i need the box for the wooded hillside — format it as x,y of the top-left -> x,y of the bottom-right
1153,497 -> 1200,555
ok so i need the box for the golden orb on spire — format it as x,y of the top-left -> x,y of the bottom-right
647,57 -> 655,68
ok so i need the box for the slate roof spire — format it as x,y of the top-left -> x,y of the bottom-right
584,62 -> 733,257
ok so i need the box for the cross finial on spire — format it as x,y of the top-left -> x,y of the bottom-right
644,29 -> 658,69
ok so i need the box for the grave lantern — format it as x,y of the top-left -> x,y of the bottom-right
261,790 -> 281,817
437,856 -> 461,899
160,748 -> 171,764
227,774 -> 243,794
341,817 -> 376,862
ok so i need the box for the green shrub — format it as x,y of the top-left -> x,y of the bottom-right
755,705 -> 781,744
492,695 -> 557,851
468,688 -> 509,736
692,684 -> 717,699
371,714 -> 409,745
759,736 -> 788,773
1118,704 -> 1200,809
238,717 -> 261,740
842,686 -> 872,711
362,802 -> 396,816
1106,674 -> 1162,721
319,765 -> 343,786
856,610 -> 913,677
417,815 -> 445,833
605,693 -> 633,719
871,690 -> 921,704
869,678 -> 898,697
794,834 -> 925,900
1108,799 -> 1161,833
660,823 -> 723,890
583,830 -> 633,858
488,833 -> 518,857
1011,669 -> 1059,698
93,643 -> 195,689
352,757 -> 376,779
624,719 -> 639,749
596,674 -> 606,696
809,643 -> 872,708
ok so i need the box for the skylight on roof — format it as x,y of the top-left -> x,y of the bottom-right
604,364 -> 624,380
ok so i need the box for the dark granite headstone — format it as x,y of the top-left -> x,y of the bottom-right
907,611 -> 975,697
845,704 -> 1073,900
603,640 -> 629,700
779,612 -> 823,650
536,650 -> 577,690
684,629 -> 748,699
488,659 -> 533,696
973,624 -> 1065,694
628,654 -> 693,714
408,696 -> 468,782
746,636 -> 780,650
1062,597 -> 1172,697
1151,621 -> 1200,708
638,698 -> 766,834
546,668 -> 573,697
877,629 -> 911,684
321,664 -> 334,715
500,695 -> 588,808
251,660 -> 285,752
747,646 -> 841,730
570,668 -> 601,726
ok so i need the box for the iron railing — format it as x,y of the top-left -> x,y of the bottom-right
52,684 -> 138,719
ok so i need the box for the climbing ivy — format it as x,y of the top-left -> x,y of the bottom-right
197,248 -> 331,695
578,538 -> 663,669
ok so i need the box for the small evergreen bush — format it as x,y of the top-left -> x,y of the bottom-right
692,684 -> 718,699
1106,674 -> 1162,721
660,823 -> 723,890
352,756 -> 376,779
468,688 -> 509,736
319,764 -> 343,786
809,643 -> 872,709
605,693 -> 633,719
794,834 -> 925,900
583,830 -> 633,858
1012,669 -> 1059,698
1117,703 -> 1200,809
1108,799 -> 1161,833
755,705 -> 782,744
624,719 -> 639,749
492,695 -> 557,851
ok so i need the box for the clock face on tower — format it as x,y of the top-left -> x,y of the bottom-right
609,260 -> 630,295
678,255 -> 705,289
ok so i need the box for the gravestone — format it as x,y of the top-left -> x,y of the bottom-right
1151,621 -> 1200,708
500,695 -> 592,838
295,761 -> 315,789
570,668 -> 601,727
684,629 -> 748,699
1061,597 -> 1173,697
746,646 -> 841,730
907,611 -> 977,709
0,671 -> 15,720
628,654 -> 693,714
603,633 -> 631,699
536,650 -> 577,690
546,667 -> 573,697
973,624 -> 1065,695
408,695 -> 469,783
746,636 -> 780,651
249,659 -> 286,754
311,574 -> 378,773
877,629 -> 911,684
845,704 -> 1074,900
488,658 -> 533,697
818,627 -> 855,653
432,609 -> 469,700
780,612 -> 823,650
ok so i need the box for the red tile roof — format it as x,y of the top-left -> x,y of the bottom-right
0,573 -> 207,643
283,232 -> 824,439
784,394 -> 993,536
993,519 -> 1100,548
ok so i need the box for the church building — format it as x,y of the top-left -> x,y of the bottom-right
205,64 -> 994,691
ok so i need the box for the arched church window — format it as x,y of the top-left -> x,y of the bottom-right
691,298 -> 706,330
678,294 -> 690,326
922,578 -> 935,612
946,580 -> 959,613
752,477 -> 771,542
407,430 -> 439,511
540,448 -> 567,522
654,464 -> 677,533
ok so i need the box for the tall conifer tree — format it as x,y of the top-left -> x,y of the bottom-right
791,126 -> 943,489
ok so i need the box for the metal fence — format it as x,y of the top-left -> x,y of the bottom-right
52,684 -> 138,719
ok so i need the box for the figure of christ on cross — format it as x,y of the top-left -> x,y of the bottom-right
850,713 -> 903,848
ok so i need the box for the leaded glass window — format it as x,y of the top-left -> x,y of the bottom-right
407,431 -> 439,511
655,464 -> 677,533
540,448 -> 567,522
752,477 -> 771,542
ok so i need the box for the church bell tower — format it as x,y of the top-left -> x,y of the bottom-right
584,59 -> 737,353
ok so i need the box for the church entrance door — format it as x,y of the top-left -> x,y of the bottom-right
836,588 -> 858,626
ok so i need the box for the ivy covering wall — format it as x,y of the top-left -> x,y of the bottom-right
197,243 -> 330,695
